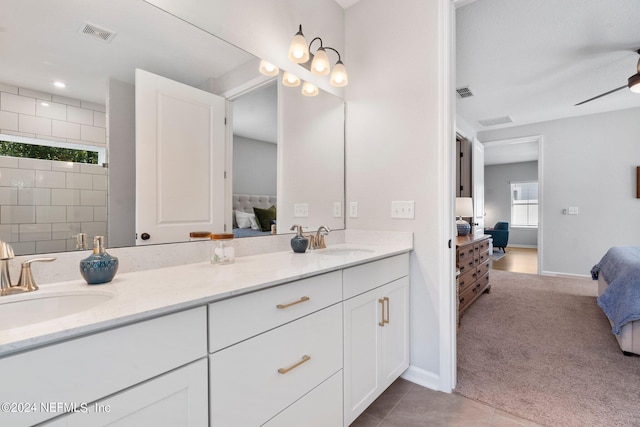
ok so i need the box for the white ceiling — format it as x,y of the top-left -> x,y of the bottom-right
456,0 -> 640,134
233,82 -> 277,144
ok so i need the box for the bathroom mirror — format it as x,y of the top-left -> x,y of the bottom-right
0,0 -> 345,254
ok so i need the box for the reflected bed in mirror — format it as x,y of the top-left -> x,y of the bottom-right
0,0 -> 345,255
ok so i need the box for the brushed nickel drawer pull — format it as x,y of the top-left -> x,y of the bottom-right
276,296 -> 310,309
379,298 -> 385,326
384,296 -> 390,325
278,355 -> 311,374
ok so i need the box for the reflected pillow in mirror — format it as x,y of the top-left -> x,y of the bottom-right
235,210 -> 260,230
254,205 -> 277,232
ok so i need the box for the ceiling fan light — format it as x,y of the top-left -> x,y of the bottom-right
301,81 -> 319,97
310,47 -> 330,76
629,73 -> 640,93
330,61 -> 348,87
282,71 -> 301,87
259,60 -> 279,77
288,26 -> 309,64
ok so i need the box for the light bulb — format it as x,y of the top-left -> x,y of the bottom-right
301,81 -> 319,97
330,61 -> 348,87
288,26 -> 309,64
259,60 -> 279,77
310,48 -> 330,76
282,72 -> 301,87
53,81 -> 66,88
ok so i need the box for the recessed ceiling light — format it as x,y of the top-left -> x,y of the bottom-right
53,81 -> 66,88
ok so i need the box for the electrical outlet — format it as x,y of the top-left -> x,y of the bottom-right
568,206 -> 579,215
333,202 -> 342,218
294,203 -> 309,217
349,202 -> 358,218
391,201 -> 415,219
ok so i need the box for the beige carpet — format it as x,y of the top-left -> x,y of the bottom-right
456,270 -> 640,427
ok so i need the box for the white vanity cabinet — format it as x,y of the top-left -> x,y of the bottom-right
208,271 -> 344,426
342,254 -> 410,426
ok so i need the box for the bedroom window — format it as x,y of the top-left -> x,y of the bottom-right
510,181 -> 538,227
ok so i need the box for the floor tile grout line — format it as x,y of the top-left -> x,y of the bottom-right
377,382 -> 417,425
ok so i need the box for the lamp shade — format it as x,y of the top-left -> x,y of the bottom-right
455,197 -> 473,218
282,72 -> 301,87
330,60 -> 348,87
301,81 -> 319,97
629,73 -> 640,93
259,60 -> 279,77
311,47 -> 330,75
288,26 -> 309,63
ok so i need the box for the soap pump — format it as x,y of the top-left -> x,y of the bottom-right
80,236 -> 119,285
289,225 -> 309,253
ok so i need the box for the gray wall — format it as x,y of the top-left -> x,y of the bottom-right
232,136 -> 276,196
479,107 -> 640,276
484,161 -> 538,247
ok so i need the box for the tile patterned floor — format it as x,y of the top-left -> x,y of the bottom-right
351,378 -> 541,427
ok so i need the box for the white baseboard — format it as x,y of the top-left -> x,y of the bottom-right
541,270 -> 590,278
401,365 -> 445,392
507,244 -> 538,249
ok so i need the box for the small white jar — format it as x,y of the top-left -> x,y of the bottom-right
210,233 -> 235,265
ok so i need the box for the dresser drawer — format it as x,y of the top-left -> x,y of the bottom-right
457,244 -> 475,267
459,281 -> 478,312
475,238 -> 490,255
457,253 -> 475,276
209,304 -> 342,426
208,270 -> 342,352
476,258 -> 490,278
343,253 -> 409,299
477,271 -> 490,292
457,268 -> 477,292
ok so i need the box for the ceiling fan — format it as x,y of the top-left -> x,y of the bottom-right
575,49 -> 640,106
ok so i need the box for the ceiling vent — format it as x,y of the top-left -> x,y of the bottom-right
79,23 -> 117,42
478,115 -> 513,127
456,86 -> 474,98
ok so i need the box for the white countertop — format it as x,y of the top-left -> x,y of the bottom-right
0,242 -> 411,357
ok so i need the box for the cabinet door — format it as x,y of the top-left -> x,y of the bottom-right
343,288 -> 382,426
380,277 -> 410,390
43,358 -> 209,427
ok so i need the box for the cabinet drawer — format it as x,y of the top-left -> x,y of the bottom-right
457,244 -> 475,267
209,304 -> 342,426
476,258 -> 490,278
457,268 -> 477,292
477,249 -> 489,264
343,253 -> 409,299
477,271 -> 490,291
263,370 -> 343,427
0,307 -> 207,427
475,239 -> 490,254
208,270 -> 341,353
459,280 -> 480,312
457,254 -> 475,276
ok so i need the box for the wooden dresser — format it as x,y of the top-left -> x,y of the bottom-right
456,234 -> 491,321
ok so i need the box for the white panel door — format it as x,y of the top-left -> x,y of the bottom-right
472,138 -> 485,234
136,69 -> 226,245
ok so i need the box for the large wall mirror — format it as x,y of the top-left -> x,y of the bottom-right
0,0 -> 345,255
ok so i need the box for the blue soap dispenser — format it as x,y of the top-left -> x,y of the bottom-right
289,225 -> 309,253
80,236 -> 119,285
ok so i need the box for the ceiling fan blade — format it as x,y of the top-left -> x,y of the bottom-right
575,85 -> 628,106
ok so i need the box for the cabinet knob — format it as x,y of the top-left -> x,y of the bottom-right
141,233 -> 151,241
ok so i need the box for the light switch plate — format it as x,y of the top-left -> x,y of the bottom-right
391,201 -> 415,219
333,202 -> 342,218
294,203 -> 309,217
349,202 -> 358,218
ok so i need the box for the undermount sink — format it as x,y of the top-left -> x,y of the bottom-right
0,290 -> 113,331
317,247 -> 375,256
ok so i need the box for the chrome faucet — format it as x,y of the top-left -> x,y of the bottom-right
0,240 -> 56,296
312,225 -> 331,250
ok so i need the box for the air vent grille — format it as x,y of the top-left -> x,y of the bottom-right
478,115 -> 513,127
79,23 -> 116,42
456,86 -> 474,98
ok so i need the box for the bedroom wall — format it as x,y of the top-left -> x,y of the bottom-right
478,107 -> 640,276
484,161 -> 538,247
232,136 -> 277,195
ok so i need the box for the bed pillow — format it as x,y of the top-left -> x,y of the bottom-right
253,205 -> 277,232
235,210 -> 260,230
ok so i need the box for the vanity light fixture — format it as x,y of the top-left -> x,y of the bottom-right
259,60 -> 279,77
288,25 -> 348,87
282,71 -> 301,87
301,81 -> 319,97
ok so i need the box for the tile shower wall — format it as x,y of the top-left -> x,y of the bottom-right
0,82 -> 107,255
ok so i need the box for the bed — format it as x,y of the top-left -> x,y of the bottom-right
592,246 -> 640,355
232,194 -> 277,238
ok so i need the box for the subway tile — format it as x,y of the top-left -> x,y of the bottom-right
19,114 -> 51,136
51,161 -> 80,173
0,224 -> 19,242
80,163 -> 106,175
0,83 -> 19,94
36,239 -> 67,254
1,205 -> 35,224
52,119 -> 81,139
35,170 -> 66,189
18,188 -> 51,205
80,221 -> 107,238
67,105 -> 94,125
52,222 -> 80,240
94,111 -> 106,127
19,223 -> 52,242
36,100 -> 66,121
92,174 -> 107,190
80,101 -> 106,113
0,110 -> 19,131
0,130 -> 36,138
94,206 -> 107,222
1,92 -> 35,115
66,238 -> 82,252
80,124 -> 106,144
19,88 -> 52,101
34,134 -> 67,144
66,172 -> 93,189
11,241 -> 35,256
0,168 -> 35,187
36,206 -> 67,223
0,187 -> 18,205
52,95 -> 81,107
51,188 -> 80,205
0,157 -> 19,168
81,189 -> 106,206
18,157 -> 52,171
67,206 -> 93,222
